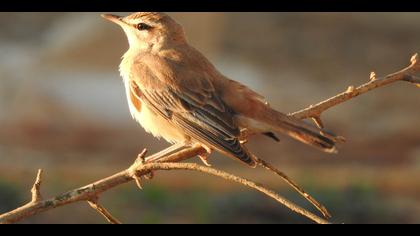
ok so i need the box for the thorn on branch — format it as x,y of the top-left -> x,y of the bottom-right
31,169 -> 43,203
410,53 -> 418,66
346,86 -> 355,94
369,72 -> 376,81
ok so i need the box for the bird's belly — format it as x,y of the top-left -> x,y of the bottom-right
122,74 -> 187,144
132,104 -> 187,144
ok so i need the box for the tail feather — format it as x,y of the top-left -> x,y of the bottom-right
247,108 -> 339,153
281,119 -> 337,153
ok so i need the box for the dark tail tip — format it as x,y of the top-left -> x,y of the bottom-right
263,132 -> 280,142
288,123 -> 338,154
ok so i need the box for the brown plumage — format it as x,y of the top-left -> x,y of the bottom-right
102,12 -> 338,167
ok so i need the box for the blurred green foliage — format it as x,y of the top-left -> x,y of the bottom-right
0,180 -> 23,213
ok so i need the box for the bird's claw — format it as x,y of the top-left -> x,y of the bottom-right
199,154 -> 212,167
144,171 -> 154,180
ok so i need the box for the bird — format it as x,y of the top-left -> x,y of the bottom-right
101,12 -> 338,167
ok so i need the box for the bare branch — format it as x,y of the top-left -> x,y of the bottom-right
0,150 -> 329,224
290,53 -> 420,120
0,146 -> 201,224
139,162 -> 330,224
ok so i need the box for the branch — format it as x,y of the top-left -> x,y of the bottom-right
403,75 -> 420,87
0,148 -> 329,224
133,162 -> 330,224
144,144 -> 330,218
289,53 -> 420,125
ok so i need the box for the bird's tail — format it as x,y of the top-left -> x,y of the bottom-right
279,117 -> 337,153
248,108 -> 339,153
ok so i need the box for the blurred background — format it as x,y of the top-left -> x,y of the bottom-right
0,12 -> 419,224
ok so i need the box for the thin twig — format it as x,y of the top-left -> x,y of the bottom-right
256,158 -> 331,218
290,53 -> 420,121
87,198 -> 122,224
136,162 -> 330,224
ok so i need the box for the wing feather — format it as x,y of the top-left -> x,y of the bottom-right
128,55 -> 256,166
130,72 -> 255,166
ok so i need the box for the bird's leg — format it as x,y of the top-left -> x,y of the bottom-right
239,128 -> 250,144
139,143 -> 186,181
144,143 -> 186,163
198,144 -> 212,167
198,153 -> 211,167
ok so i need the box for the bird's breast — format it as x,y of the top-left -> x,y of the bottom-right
123,77 -> 187,144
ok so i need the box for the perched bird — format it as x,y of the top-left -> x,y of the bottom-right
102,12 -> 338,167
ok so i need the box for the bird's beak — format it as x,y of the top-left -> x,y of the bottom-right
101,14 -> 127,27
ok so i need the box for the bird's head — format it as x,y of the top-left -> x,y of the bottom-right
102,12 -> 186,51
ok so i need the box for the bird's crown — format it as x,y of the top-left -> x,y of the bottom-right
124,12 -> 168,22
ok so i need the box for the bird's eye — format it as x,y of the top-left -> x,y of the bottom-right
136,23 -> 152,31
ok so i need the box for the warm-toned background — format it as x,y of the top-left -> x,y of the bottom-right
0,12 -> 419,224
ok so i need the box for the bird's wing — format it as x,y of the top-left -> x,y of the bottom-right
130,62 -> 256,166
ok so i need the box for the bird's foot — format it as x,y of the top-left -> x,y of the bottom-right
144,170 -> 154,180
197,144 -> 212,166
136,151 -> 156,180
131,149 -> 156,190
198,154 -> 212,167
239,128 -> 250,144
